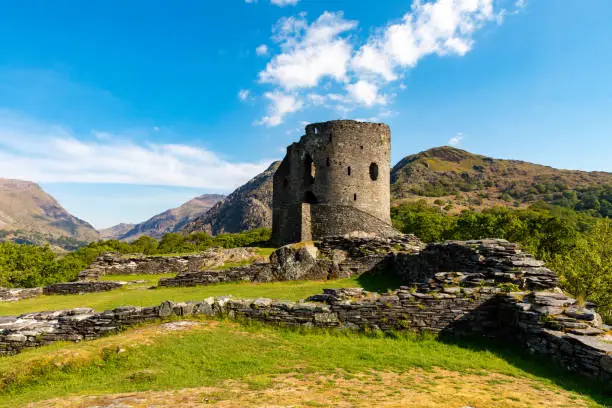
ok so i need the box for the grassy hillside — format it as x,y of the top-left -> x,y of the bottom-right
0,178 -> 99,249
391,146 -> 612,216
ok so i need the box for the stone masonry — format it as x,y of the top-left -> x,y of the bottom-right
43,281 -> 126,295
1,288 -> 609,386
78,247 -> 262,280
0,287 -> 43,302
158,234 -> 423,287
272,120 -> 400,245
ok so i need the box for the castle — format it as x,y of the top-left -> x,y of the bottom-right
272,120 -> 399,245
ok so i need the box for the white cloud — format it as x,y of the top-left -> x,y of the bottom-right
270,0 -> 300,6
238,89 -> 251,101
258,92 -> 303,127
0,111 -> 272,190
256,44 -> 269,56
259,12 -> 357,90
253,0 -> 523,125
448,133 -> 463,146
347,80 -> 387,107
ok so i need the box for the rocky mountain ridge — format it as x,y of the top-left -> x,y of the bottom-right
183,162 -> 280,235
103,194 -> 225,241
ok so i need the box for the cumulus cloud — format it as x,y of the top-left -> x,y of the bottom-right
347,80 -> 387,107
254,0 -> 523,126
0,112 -> 272,190
257,92 -> 304,126
448,133 -> 463,146
259,12 -> 357,90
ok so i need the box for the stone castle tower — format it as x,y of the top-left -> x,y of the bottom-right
272,120 -> 399,245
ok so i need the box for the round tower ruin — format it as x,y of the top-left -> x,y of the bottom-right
272,120 -> 398,245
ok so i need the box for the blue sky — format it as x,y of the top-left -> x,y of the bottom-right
0,0 -> 610,228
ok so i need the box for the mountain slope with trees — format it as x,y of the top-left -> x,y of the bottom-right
391,146 -> 612,216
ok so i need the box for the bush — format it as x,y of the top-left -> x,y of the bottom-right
549,219 -> 612,324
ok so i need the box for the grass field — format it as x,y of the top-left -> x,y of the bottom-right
0,318 -> 609,408
0,270 -> 402,317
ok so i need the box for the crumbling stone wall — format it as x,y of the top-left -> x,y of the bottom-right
1,288 -> 609,385
79,247 -> 261,280
389,239 -> 559,291
43,281 -> 125,295
272,120 -> 397,245
158,234 -> 423,288
0,287 -> 42,302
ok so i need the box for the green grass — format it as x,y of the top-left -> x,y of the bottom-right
0,319 -> 609,407
0,278 -> 363,316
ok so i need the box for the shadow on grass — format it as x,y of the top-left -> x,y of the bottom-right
356,271 -> 404,293
439,334 -> 612,405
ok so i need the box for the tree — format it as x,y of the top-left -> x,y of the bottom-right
551,219 -> 612,324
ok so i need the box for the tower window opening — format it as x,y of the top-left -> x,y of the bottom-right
326,157 -> 330,167
360,145 -> 364,150
314,127 -> 318,135
329,133 -> 333,143
347,166 -> 351,176
283,178 -> 289,188
353,193 -> 357,201
304,154 -> 315,185
369,162 -> 379,181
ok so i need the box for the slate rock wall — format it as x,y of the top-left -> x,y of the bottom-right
43,281 -> 125,295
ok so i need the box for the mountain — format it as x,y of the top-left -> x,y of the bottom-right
183,162 -> 280,235
185,148 -> 611,236
98,223 -> 135,240
111,194 -> 225,241
0,178 -> 99,249
391,146 -> 612,213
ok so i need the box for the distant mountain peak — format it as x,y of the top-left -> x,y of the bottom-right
0,178 -> 99,249
104,193 -> 226,241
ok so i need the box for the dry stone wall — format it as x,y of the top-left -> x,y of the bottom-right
0,287 -> 42,302
389,239 -> 559,291
159,234 -> 423,288
78,247 -> 261,280
43,281 -> 125,295
1,287 -> 609,386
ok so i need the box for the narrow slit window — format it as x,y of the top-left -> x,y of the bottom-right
353,193 -> 357,201
347,166 -> 351,176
